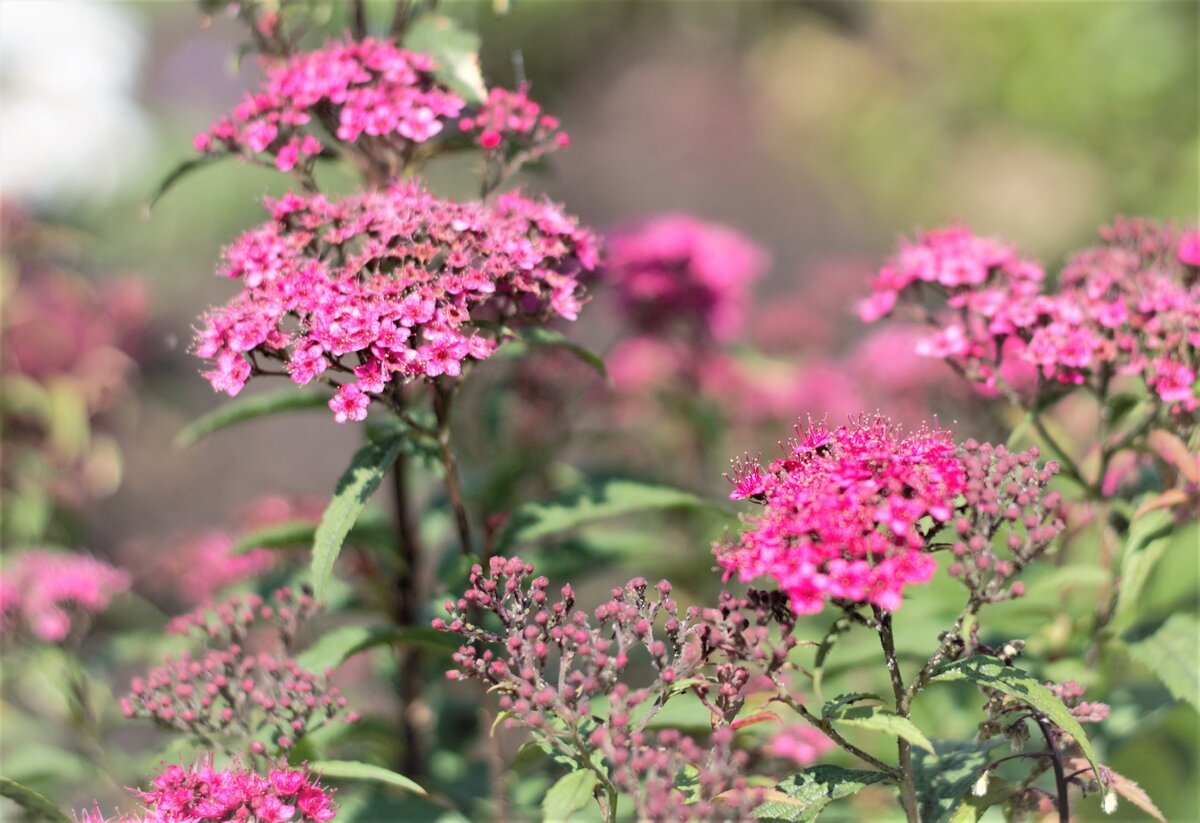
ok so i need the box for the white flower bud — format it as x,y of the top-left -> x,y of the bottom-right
1102,791 -> 1118,815
972,770 -> 989,797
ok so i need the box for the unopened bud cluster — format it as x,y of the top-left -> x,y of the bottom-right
122,588 -> 355,755
947,442 -> 1064,602
433,556 -> 797,819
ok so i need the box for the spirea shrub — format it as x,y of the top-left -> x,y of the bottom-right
3,3 -> 1195,822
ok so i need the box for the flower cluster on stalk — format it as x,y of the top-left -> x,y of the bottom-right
861,220 -> 1200,415
121,588 -> 356,753
718,417 -> 1063,616
194,182 -> 597,421
433,556 -> 798,821
75,759 -> 336,823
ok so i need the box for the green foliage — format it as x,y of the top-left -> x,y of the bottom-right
0,777 -> 73,823
910,739 -> 1005,823
753,765 -> 889,822
310,428 -> 409,600
929,656 -> 1108,802
1126,613 -> 1200,711
403,14 -> 487,103
1113,508 -> 1176,627
541,768 -> 599,822
498,478 -> 730,550
309,759 -> 425,795
823,703 -> 934,754
146,153 -> 227,212
175,388 -> 330,448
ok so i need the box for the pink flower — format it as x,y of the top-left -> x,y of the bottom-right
765,724 -> 835,765
194,182 -> 595,421
0,550 -> 130,642
1179,229 -> 1200,266
605,214 -> 768,343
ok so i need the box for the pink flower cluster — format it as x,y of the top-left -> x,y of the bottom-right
605,215 -> 768,343
0,550 -> 130,642
718,417 -> 967,615
861,220 -> 1200,412
764,723 -> 835,766
459,85 -> 571,157
76,759 -> 336,823
122,589 -> 355,753
195,37 -> 465,172
195,182 -> 597,421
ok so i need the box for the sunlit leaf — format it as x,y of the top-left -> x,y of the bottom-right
825,703 -> 935,754
176,388 -> 330,448
541,768 -> 599,822
753,765 -> 889,822
310,430 -> 408,600
911,739 -> 1005,823
403,15 -> 487,103
311,759 -> 425,795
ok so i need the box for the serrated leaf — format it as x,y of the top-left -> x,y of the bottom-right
311,759 -> 425,795
1126,613 -> 1200,711
911,739 -> 1005,823
146,153 -> 226,212
542,768 -> 599,822
297,624 -> 389,671
310,431 -> 408,600
499,478 -> 726,549
826,704 -> 934,754
1064,759 -> 1166,822
176,388 -> 330,448
929,657 -> 1109,804
494,327 -> 607,380
0,777 -> 73,823
753,765 -> 889,822
403,15 -> 486,103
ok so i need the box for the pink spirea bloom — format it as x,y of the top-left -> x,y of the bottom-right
765,723 -> 835,765
0,550 -> 130,642
196,37 -> 466,171
863,219 -> 1200,412
605,215 -> 768,343
458,84 -> 571,159
77,759 -> 336,823
194,182 -> 596,420
717,417 -> 966,614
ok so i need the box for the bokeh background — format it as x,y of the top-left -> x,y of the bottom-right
2,0 -> 1197,818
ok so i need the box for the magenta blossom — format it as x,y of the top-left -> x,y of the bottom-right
194,182 -> 596,420
0,549 -> 130,642
862,219 -> 1200,413
78,759 -> 336,822
196,36 -> 465,171
718,417 -> 966,614
605,214 -> 768,343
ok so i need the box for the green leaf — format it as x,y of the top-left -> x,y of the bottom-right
825,704 -> 935,754
541,768 -> 599,822
499,478 -> 726,549
753,765 -> 889,822
811,617 -> 852,705
403,15 -> 487,103
311,759 -> 425,795
146,153 -> 226,212
494,327 -> 607,380
297,624 -> 388,671
233,520 -> 318,555
1114,509 -> 1176,626
1126,613 -> 1200,711
310,430 -> 408,600
820,692 -> 883,719
911,739 -> 1005,823
0,777 -> 73,823
948,775 -> 1016,823
176,388 -> 330,448
929,657 -> 1109,804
